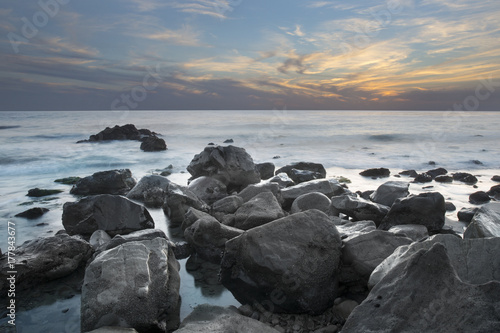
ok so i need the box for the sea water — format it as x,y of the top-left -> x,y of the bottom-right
0,110 -> 499,331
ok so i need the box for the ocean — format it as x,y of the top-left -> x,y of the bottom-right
0,110 -> 499,331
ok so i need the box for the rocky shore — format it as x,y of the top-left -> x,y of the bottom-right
1,140 -> 500,332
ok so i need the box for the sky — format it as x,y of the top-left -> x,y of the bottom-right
1,0 -> 500,111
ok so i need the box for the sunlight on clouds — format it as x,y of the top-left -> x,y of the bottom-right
139,24 -> 204,46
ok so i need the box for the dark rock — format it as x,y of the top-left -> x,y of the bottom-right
54,177 -> 81,185
187,176 -> 227,205
89,230 -> 112,250
212,195 -> 244,215
223,139 -> 234,143
27,188 -> 63,197
182,207 -> 214,231
471,159 -> 483,165
359,168 -> 390,178
435,175 -> 453,183
70,169 -> 136,196
469,191 -> 491,204
379,192 -> 445,232
345,243 -> 500,333
445,202 -> 456,211
78,124 -> 157,143
291,192 -> 334,215
357,190 -> 374,201
413,173 -> 432,183
126,175 -> 170,205
233,192 -> 285,230
221,210 -> 342,314
256,162 -> 275,180
140,136 -> 167,151
0,233 -> 92,292
187,145 -> 261,192
492,175 -> 500,182
237,182 -> 282,203
452,172 -> 478,185
163,183 -> 210,228
487,184 -> 500,196
81,238 -> 180,333
171,242 -> 193,260
464,202 -> 500,238
281,178 -> 344,209
272,155 -> 280,159
62,194 -> 154,236
275,162 -> 327,179
422,185 -> 434,189
428,160 -> 436,165
399,170 -> 418,178
96,229 -> 168,254
457,207 -> 479,223
288,168 -> 323,184
369,181 -> 409,207
426,167 -> 447,179
330,194 -> 390,225
15,207 -> 49,219
266,173 -> 295,188
387,224 -> 429,241
336,220 -> 377,240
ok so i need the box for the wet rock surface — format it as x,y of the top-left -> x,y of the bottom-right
70,169 -> 136,196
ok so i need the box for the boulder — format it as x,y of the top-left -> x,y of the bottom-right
187,176 -> 227,205
445,202 -> 456,211
233,192 -> 285,230
452,172 -> 478,185
140,136 -> 167,151
359,168 -> 390,178
89,230 -> 112,249
344,243 -> 500,333
182,207 -> 216,231
399,170 -> 418,178
220,210 -> 342,314
0,233 -> 92,292
368,234 -> 500,289
469,191 -> 491,204
281,178 -> 344,209
413,173 -> 432,183
288,169 -> 324,184
426,167 -> 448,179
79,124 -> 156,142
187,145 -> 261,191
237,182 -> 282,203
62,194 -> 154,236
336,220 -> 377,239
97,229 -> 169,254
163,183 -> 209,228
71,169 -> 136,196
27,188 -> 63,197
487,184 -> 500,196
81,238 -> 181,333
369,181 -> 409,207
492,175 -> 500,182
387,224 -> 428,241
211,195 -> 244,215
184,217 -> 243,263
15,207 -> 49,219
266,173 -> 295,188
457,207 -> 479,223
126,175 -> 171,207
175,305 -> 280,333
464,202 -> 500,238
435,175 -> 453,183
275,162 -> 327,179
330,194 -> 389,225
290,192 -> 334,215
379,192 -> 445,232
256,162 -> 275,180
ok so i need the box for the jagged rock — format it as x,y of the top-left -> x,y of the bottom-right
126,175 -> 170,207
140,136 -> 167,151
70,169 -> 136,196
457,207 -> 479,223
452,172 -> 478,185
291,192 -> 334,215
266,173 -> 295,188
344,243 -> 500,333
464,202 -> 500,238
81,238 -> 181,333
275,162 -> 327,179
212,195 -> 244,215
379,192 -> 445,232
234,192 -> 285,230
15,207 -> 49,219
187,176 -> 227,205
369,181 -> 409,207
181,208 -> 215,231
469,191 -> 491,204
187,145 -> 261,191
256,162 -> 275,180
281,178 -> 344,209
62,194 -> 154,236
27,188 -> 63,197
237,182 -> 282,203
330,194 -> 389,225
221,210 -> 342,314
163,184 -> 209,228
288,168 -> 324,184
78,124 -> 156,142
359,168 -> 390,178
387,224 -> 429,241
0,233 -> 92,292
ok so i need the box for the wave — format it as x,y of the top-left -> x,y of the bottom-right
0,125 -> 21,130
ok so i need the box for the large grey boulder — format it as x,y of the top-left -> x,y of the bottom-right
174,305 -> 280,333
387,224 -> 429,241
62,194 -> 154,236
81,238 -> 181,333
330,194 -> 389,225
464,202 -> 500,238
220,210 -> 342,314
96,229 -> 169,254
181,207 -> 215,231
163,184 -> 209,228
126,175 -> 171,208
237,182 -> 282,203
379,192 -> 445,232
368,234 -> 500,289
184,217 -> 243,263
187,145 -> 261,191
211,195 -> 244,215
343,243 -> 500,333
70,169 -> 136,196
369,181 -> 409,207
275,162 -> 327,179
187,176 -> 227,205
281,178 -> 344,209
233,192 -> 285,230
0,233 -> 92,292
290,192 -> 334,215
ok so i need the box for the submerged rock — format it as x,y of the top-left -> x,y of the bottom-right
27,188 -> 63,197
140,136 -> 167,151
469,191 -> 491,204
359,168 -> 390,178
452,172 -> 478,185
54,176 -> 81,185
464,202 -> 500,238
70,169 -> 136,196
15,207 -> 49,219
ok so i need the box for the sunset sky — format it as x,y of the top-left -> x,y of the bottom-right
1,0 -> 499,110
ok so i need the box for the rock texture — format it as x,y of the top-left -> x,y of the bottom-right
330,194 -> 389,225
187,176 -> 227,205
78,124 -> 157,142
71,169 -> 136,196
369,181 -> 409,207
281,178 -> 344,209
140,136 -> 167,151
275,162 -> 327,179
464,202 -> 500,238
126,175 -> 171,207
15,207 -> 49,219
62,194 -> 154,236
163,184 -> 209,228
387,224 -> 429,241
256,162 -> 275,180
359,168 -> 390,178
290,192 -> 333,215
233,192 -> 285,230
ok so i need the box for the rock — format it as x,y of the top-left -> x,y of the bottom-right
175,305 -> 280,333
70,169 -> 136,196
281,178 -> 344,209
487,184 -> 500,196
212,195 -> 244,215
62,194 -> 154,236
336,221 -> 377,239
0,233 -> 92,292
81,238 -> 180,333
27,188 -> 63,197
234,192 -> 285,230
184,217 -> 243,263
469,191 -> 491,204
357,190 -> 373,201
79,124 -> 156,142
275,162 -> 327,179
379,192 -> 445,232
452,172 -> 478,185
288,168 -> 323,184
126,174 -> 170,207
182,207 -> 215,231
492,175 -> 500,182
413,173 -> 432,183
387,224 -> 428,241
334,300 -> 359,321
368,234 -> 500,290
15,207 -> 49,219
140,136 -> 167,151
85,327 -> 139,333
291,192 -> 334,215
238,182 -> 282,203
399,170 -> 418,178
369,181 -> 409,207
170,242 -> 194,260
359,168 -> 390,178
344,243 -> 500,333
89,230 -> 112,249
435,175 -> 453,183
330,194 -> 389,225
97,229 -> 169,254
464,202 -> 500,238
256,162 -> 275,180
445,202 -> 456,211
471,159 -> 483,165
266,173 -> 295,188
457,207 -> 479,223
187,176 -> 227,205
187,145 -> 261,191
220,210 -> 342,314
426,167 -> 447,179
54,176 -> 81,185
163,183 -> 209,228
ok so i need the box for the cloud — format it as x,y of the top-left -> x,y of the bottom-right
167,0 -> 241,19
140,24 -> 204,46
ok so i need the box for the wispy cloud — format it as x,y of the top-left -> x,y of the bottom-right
168,0 -> 240,19
139,24 -> 204,46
